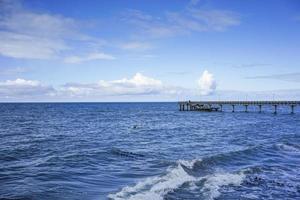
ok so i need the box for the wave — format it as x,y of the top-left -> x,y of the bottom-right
275,143 -> 300,153
108,159 -> 246,200
201,172 -> 245,200
108,159 -> 199,200
110,148 -> 145,159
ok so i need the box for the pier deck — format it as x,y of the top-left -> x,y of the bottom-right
178,101 -> 300,114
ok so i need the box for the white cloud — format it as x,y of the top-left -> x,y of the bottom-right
59,73 -> 165,96
3,75 -> 300,102
0,31 -> 68,59
64,52 -> 115,64
0,66 -> 28,75
123,6 -> 240,38
0,78 -> 55,98
189,0 -> 200,6
198,70 -> 217,95
123,10 -> 180,38
2,78 -> 39,86
111,73 -> 162,87
246,72 -> 300,83
0,73 -> 188,101
202,89 -> 300,101
120,42 -> 151,50
0,7 -> 77,38
0,0 -> 107,60
0,1 -> 75,59
187,9 -> 240,31
0,0 -> 240,61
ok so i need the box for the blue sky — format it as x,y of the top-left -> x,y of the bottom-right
1,0 -> 300,101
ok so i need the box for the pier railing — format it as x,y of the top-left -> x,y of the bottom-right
178,101 -> 300,114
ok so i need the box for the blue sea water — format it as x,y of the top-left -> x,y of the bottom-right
0,103 -> 300,200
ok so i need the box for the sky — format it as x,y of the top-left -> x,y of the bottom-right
0,0 -> 300,102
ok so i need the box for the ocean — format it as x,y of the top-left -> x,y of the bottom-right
0,103 -> 300,200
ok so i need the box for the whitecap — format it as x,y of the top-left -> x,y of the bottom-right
201,171 -> 246,200
276,143 -> 300,153
108,159 -> 200,200
177,158 -> 200,169
108,159 -> 246,200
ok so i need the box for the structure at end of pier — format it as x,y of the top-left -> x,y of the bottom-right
178,101 -> 300,114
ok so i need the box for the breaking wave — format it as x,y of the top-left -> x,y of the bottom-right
108,159 -> 246,200
275,143 -> 300,153
201,172 -> 246,200
108,159 -> 199,200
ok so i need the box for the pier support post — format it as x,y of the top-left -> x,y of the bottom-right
291,105 -> 295,114
245,105 -> 248,112
274,105 -> 277,114
232,105 -> 235,112
259,105 -> 262,113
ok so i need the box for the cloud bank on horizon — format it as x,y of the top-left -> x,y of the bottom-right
2,73 -> 300,102
0,73 -> 189,101
0,0 -> 300,101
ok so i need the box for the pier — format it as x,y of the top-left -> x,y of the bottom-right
178,101 -> 300,114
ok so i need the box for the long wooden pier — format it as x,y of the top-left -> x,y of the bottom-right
178,101 -> 300,114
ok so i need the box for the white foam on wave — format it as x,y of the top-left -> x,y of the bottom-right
276,143 -> 300,153
241,193 -> 259,199
108,159 -> 200,200
108,159 -> 246,200
177,158 -> 199,169
201,171 -> 246,200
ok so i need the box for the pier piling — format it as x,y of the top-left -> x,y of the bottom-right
245,105 -> 248,112
274,105 -> 277,114
259,105 -> 262,113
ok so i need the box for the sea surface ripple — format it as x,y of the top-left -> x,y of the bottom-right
0,103 -> 300,199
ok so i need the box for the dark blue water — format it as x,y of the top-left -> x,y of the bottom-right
0,103 -> 300,200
